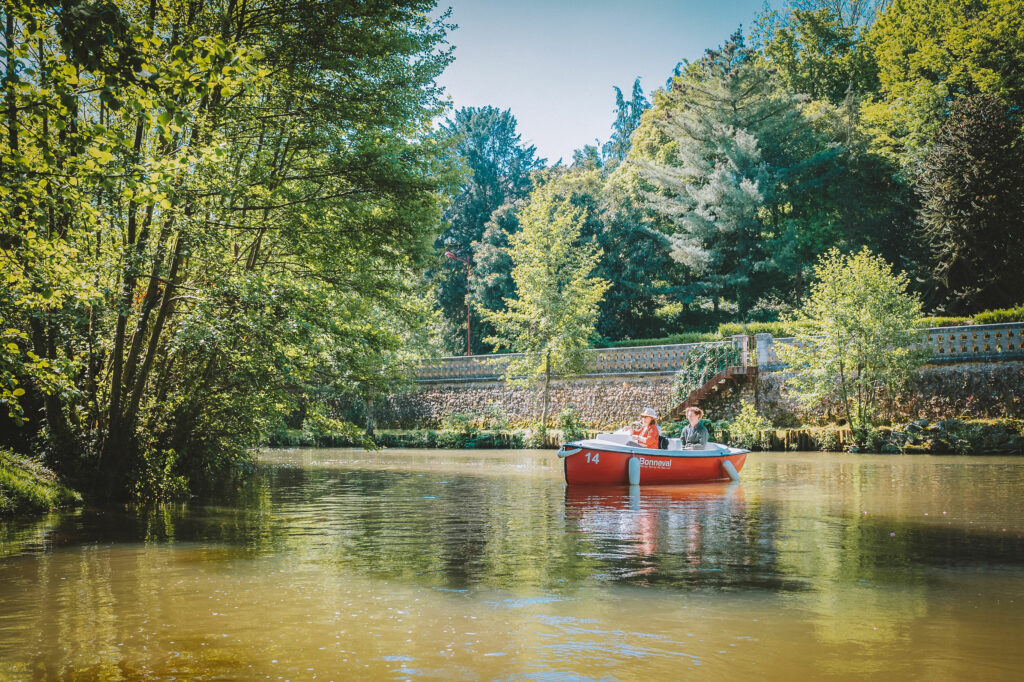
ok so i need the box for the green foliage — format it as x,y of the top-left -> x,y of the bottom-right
479,177 -> 611,385
717,321 -> 809,339
815,427 -> 843,452
918,95 -> 1024,313
374,430 -> 439,449
602,78 -> 651,166
130,448 -> 189,503
546,168 -> 679,342
433,107 -> 545,354
604,332 -> 719,348
631,30 -> 844,319
1,0 -> 455,501
861,0 -> 1024,166
439,411 -> 478,434
779,248 -> 927,441
557,405 -> 587,442
0,447 -> 81,515
973,306 -> 1024,325
522,425 -> 548,449
670,341 -> 741,404
916,316 -> 974,328
757,6 -> 880,105
884,418 -> 1024,454
727,404 -> 772,450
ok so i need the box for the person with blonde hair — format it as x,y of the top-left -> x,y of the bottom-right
681,406 -> 709,450
630,407 -> 661,449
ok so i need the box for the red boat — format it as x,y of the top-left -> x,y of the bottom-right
557,430 -> 749,485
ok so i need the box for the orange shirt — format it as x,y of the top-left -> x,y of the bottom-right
632,422 -> 660,449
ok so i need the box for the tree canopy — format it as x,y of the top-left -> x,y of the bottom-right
1,0 -> 456,499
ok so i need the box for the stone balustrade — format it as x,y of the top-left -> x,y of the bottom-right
416,323 -> 1023,384
416,338 -> 745,383
923,323 -> 1023,362
765,322 -> 1024,368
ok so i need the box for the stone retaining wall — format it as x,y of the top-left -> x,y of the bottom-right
378,359 -> 1024,430
379,374 -> 676,430
743,361 -> 1024,426
381,323 -> 1024,429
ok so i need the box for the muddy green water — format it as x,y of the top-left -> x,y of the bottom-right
2,449 -> 1023,680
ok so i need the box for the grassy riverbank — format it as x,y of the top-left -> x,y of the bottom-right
0,448 -> 81,516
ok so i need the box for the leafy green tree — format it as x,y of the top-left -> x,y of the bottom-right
433,107 -> 545,354
861,0 -> 1024,166
917,95 -> 1024,312
778,248 -> 925,441
469,201 -> 520,323
479,177 -> 610,426
757,6 -> 880,105
632,30 -> 841,319
543,168 -> 678,341
1,0 -> 455,500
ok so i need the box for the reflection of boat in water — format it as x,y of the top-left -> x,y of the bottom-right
557,430 -> 748,485
565,482 -> 745,511
564,483 -> 746,560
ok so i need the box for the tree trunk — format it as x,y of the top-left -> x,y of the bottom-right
541,350 -> 551,430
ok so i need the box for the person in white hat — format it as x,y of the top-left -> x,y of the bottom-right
630,407 -> 661,449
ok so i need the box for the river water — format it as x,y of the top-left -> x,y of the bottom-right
2,448 -> 1023,680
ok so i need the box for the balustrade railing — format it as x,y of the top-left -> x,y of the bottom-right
767,322 -> 1024,367
415,323 -> 1023,383
923,323 -> 1023,362
416,336 -> 749,383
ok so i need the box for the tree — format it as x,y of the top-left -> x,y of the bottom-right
917,95 -> 1024,312
478,177 -> 610,427
861,0 -> 1024,166
778,248 -> 925,441
757,6 -> 879,105
433,107 -> 545,354
1,0 -> 456,500
602,78 -> 650,166
632,30 -> 841,319
469,201 -> 520,320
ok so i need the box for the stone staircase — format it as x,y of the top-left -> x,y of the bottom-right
668,365 -> 759,420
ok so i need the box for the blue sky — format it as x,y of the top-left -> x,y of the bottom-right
434,0 -> 773,163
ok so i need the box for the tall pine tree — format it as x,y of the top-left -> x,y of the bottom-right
634,30 -> 840,319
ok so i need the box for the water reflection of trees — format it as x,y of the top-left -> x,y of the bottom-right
4,458 -> 1023,592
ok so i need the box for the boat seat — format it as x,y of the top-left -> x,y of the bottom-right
594,432 -> 633,446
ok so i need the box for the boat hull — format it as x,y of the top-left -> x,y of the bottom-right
559,442 -> 747,485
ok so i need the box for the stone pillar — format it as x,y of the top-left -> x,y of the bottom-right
732,334 -> 749,366
756,333 -> 783,370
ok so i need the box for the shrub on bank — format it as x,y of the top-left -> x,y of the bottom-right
743,419 -> 1024,454
726,404 -> 773,450
974,306 -> 1024,325
605,332 -> 717,348
604,307 -> 1023,350
0,448 -> 81,515
881,418 -> 1024,455
374,429 -> 526,449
